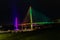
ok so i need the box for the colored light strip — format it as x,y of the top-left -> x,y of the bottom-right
18,22 -> 54,26
15,17 -> 19,30
33,22 -> 54,24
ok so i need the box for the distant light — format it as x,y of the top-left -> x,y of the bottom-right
0,26 -> 2,28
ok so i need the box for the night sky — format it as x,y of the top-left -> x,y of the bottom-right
0,0 -> 60,25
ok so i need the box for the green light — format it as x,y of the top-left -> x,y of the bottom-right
23,22 -> 54,25
34,22 -> 54,24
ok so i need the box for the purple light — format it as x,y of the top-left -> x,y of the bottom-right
14,17 -> 19,30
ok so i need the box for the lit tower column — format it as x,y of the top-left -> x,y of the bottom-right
29,6 -> 33,30
10,0 -> 19,31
